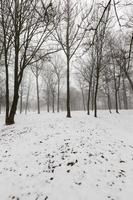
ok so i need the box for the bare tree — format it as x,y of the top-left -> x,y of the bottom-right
31,61 -> 42,114
52,0 -> 92,117
0,0 -> 56,124
50,55 -> 65,112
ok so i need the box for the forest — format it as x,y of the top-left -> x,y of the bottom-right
0,0 -> 132,125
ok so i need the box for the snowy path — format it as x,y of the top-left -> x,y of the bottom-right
0,111 -> 133,200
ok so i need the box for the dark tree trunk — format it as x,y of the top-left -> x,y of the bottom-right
20,83 -> 23,114
6,2 -> 20,125
6,90 -> 19,125
107,94 -> 112,114
66,57 -> 71,118
115,90 -> 119,113
94,70 -> 99,118
5,50 -> 10,124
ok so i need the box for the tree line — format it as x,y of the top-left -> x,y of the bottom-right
0,0 -> 133,125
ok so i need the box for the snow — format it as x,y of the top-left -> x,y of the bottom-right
0,110 -> 133,200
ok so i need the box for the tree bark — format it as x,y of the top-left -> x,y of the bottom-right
94,74 -> 99,118
66,57 -> 71,117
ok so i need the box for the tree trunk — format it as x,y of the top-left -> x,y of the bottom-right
91,81 -> 95,111
52,92 -> 55,113
20,83 -> 23,114
57,79 -> 60,112
6,3 -> 20,125
122,77 -> 128,109
94,71 -> 99,118
36,71 -> 40,114
66,57 -> 71,118
115,90 -> 119,113
87,84 -> 91,115
118,90 -> 121,110
6,89 -> 19,125
81,87 -> 86,111
107,94 -> 112,114
5,51 -> 10,124
47,88 -> 50,113
106,78 -> 112,114
124,70 -> 133,91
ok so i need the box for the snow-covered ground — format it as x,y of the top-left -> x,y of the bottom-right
0,110 -> 133,200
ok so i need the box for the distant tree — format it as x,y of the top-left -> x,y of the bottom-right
31,61 -> 42,114
50,55 -> 65,112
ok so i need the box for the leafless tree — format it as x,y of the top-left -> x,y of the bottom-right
0,0 -> 56,124
50,55 -> 65,112
52,0 -> 93,117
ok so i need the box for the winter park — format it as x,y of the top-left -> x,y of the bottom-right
0,0 -> 133,200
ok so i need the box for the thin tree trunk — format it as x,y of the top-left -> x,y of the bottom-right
52,92 -> 55,113
124,70 -> 133,91
94,76 -> 99,117
106,76 -> 112,113
81,87 -> 86,111
47,88 -> 50,113
57,79 -> 60,112
115,90 -> 119,113
36,70 -> 40,114
20,83 -> 23,114
107,93 -> 112,113
94,69 -> 99,118
87,84 -> 91,115
122,77 -> 128,109
66,57 -> 71,117
118,90 -> 121,110
91,80 -> 95,111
